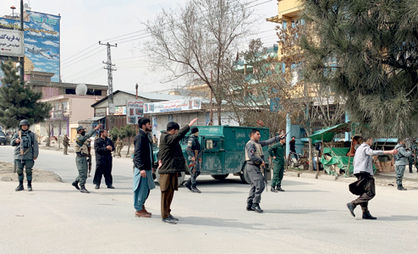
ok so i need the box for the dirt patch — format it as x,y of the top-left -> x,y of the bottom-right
0,161 -> 62,183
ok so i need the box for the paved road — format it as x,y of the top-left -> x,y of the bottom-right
1,147 -> 418,254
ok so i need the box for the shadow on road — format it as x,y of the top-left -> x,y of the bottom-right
265,208 -> 334,214
179,216 -> 283,230
378,215 -> 418,222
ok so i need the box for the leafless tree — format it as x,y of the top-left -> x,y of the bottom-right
145,0 -> 253,125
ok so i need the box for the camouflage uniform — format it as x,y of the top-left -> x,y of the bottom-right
72,126 -> 96,192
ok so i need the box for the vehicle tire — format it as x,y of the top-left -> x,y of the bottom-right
155,171 -> 185,188
240,167 -> 251,184
211,174 -> 229,180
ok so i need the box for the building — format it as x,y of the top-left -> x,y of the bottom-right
28,69 -> 108,142
90,90 -> 189,130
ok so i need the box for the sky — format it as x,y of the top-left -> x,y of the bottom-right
0,0 -> 279,93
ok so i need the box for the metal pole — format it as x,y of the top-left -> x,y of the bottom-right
19,0 -> 24,84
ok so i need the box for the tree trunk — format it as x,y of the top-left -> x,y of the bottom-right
308,138 -> 313,171
126,137 -> 131,156
217,101 -> 222,125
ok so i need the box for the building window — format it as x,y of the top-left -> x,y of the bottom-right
282,20 -> 287,30
65,88 -> 76,94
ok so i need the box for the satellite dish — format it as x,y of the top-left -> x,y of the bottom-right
76,83 -> 88,96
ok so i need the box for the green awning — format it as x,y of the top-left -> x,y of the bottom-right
309,122 -> 351,143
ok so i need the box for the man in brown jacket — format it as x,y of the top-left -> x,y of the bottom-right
158,118 -> 198,224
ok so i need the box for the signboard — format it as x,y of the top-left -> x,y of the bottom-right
144,99 -> 201,114
0,11 -> 61,82
114,106 -> 127,116
0,29 -> 24,57
126,101 -> 144,124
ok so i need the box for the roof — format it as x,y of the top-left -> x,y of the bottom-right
29,80 -> 108,90
90,90 -> 190,107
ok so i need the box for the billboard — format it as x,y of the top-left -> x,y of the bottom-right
0,11 -> 61,82
126,101 -> 144,124
144,99 -> 202,114
0,28 -> 24,57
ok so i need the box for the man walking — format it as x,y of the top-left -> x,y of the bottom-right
394,139 -> 412,190
72,124 -> 101,193
93,129 -> 115,189
11,119 -> 39,192
245,129 -> 281,213
133,118 -> 155,218
268,136 -> 286,192
185,127 -> 202,193
347,136 -> 397,219
158,118 -> 198,224
63,134 -> 69,155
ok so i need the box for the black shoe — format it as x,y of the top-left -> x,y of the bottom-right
80,186 -> 90,193
276,187 -> 285,192
15,183 -> 24,192
397,185 -> 407,191
162,217 -> 177,224
27,181 -> 32,192
95,185 -> 100,189
72,181 -> 80,190
168,214 -> 179,221
191,187 -> 201,193
346,202 -> 356,217
251,203 -> 263,213
362,210 -> 377,220
107,185 -> 115,189
270,187 -> 278,192
185,181 -> 192,191
246,203 -> 254,211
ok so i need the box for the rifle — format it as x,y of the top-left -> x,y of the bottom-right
261,162 -> 268,192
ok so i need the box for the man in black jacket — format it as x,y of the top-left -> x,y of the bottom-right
133,118 -> 155,218
158,118 -> 198,224
93,129 -> 115,189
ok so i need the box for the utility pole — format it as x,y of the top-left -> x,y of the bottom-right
99,41 -> 117,115
19,0 -> 24,84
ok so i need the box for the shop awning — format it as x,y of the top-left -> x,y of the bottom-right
309,122 -> 352,143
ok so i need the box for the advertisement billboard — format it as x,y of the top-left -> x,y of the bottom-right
144,99 -> 202,114
126,101 -> 144,124
0,28 -> 24,57
0,11 -> 61,82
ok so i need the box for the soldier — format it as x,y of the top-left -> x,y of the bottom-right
63,134 -> 70,155
185,127 -> 202,193
115,137 -> 123,157
245,129 -> 281,213
394,138 -> 412,190
72,124 -> 101,193
11,119 -> 39,192
268,136 -> 286,192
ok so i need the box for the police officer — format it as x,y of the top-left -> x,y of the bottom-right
11,120 -> 39,191
245,129 -> 281,213
394,138 -> 412,191
72,124 -> 101,193
268,136 -> 286,192
185,127 -> 202,193
63,134 -> 70,155
115,137 -> 123,157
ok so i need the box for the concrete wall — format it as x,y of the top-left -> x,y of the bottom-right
69,97 -> 99,124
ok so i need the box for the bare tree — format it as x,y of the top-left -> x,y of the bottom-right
145,0 -> 253,125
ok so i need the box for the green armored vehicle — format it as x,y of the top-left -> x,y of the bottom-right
153,125 -> 271,184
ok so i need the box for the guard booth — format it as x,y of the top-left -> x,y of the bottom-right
153,126 -> 271,184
